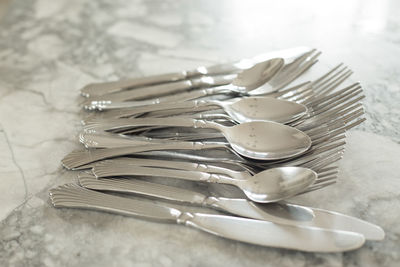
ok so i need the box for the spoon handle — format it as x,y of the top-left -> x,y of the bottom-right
94,100 -> 217,116
84,74 -> 237,109
81,71 -> 192,97
94,158 -> 246,179
93,164 -> 235,185
141,85 -> 241,104
86,117 -> 219,133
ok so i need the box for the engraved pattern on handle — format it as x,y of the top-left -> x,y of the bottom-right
49,184 -> 180,222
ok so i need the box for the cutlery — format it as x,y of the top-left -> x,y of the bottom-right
84,50 -> 321,111
77,172 -> 384,240
80,47 -> 313,98
83,74 -> 237,108
49,183 -> 365,252
84,57 -> 284,108
89,97 -> 308,124
92,164 -> 317,203
70,120 -> 312,162
95,82 -> 363,142
87,57 -> 358,120
82,80 -> 360,135
66,110 -> 352,170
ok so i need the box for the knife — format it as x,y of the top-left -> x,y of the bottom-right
80,46 -> 313,97
77,173 -> 384,241
49,183 -> 365,252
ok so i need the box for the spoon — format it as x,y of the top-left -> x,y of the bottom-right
86,58 -> 285,110
85,119 -> 312,160
92,164 -> 317,203
90,96 -> 308,125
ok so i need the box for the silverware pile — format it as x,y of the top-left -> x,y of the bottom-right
50,47 -> 384,252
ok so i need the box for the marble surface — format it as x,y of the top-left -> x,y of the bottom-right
0,0 -> 399,266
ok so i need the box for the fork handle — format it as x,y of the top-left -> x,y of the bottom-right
85,74 -> 237,109
81,63 -> 242,97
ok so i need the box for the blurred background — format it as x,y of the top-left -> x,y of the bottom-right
0,0 -> 398,140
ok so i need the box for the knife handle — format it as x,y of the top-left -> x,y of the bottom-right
180,213 -> 365,252
49,183 -> 179,223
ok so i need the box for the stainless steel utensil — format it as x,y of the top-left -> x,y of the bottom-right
77,172 -> 384,241
92,165 -> 317,203
49,183 -> 365,252
80,47 -> 313,98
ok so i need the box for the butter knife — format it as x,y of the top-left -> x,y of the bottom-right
77,173 -> 384,241
49,183 -> 365,252
80,47 -> 312,97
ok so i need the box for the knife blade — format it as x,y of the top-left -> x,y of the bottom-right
77,173 -> 384,240
80,46 -> 313,97
50,183 -> 365,252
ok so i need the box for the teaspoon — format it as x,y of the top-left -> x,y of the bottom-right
91,97 -> 307,125
92,165 -> 317,203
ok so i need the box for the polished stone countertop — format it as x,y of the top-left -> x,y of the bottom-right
0,0 -> 399,266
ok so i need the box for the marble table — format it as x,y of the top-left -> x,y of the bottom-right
0,0 -> 399,266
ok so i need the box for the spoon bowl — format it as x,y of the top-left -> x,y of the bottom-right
219,96 -> 308,124
235,167 -> 317,203
217,121 -> 312,160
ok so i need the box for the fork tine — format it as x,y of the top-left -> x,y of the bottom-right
272,51 -> 321,90
310,63 -> 344,87
314,70 -> 353,96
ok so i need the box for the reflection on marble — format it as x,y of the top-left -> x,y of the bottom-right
0,0 -> 399,266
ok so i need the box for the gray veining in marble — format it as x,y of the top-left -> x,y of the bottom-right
0,0 -> 399,266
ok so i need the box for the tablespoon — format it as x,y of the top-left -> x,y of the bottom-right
85,119 -> 312,160
92,165 -> 317,203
